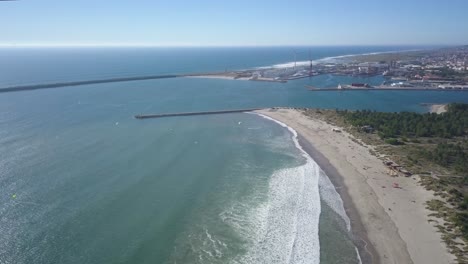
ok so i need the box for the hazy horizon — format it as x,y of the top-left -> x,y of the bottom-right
1,0 -> 468,47
0,43 -> 459,48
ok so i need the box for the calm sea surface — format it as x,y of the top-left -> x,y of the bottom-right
1,47 -> 467,264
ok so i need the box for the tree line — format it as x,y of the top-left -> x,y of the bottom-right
337,103 -> 468,139
339,104 -> 468,242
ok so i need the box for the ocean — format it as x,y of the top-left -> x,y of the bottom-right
1,46 -> 467,264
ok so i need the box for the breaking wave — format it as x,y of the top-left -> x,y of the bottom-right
176,113 -> 362,263
256,49 -> 425,70
253,113 -> 362,264
226,114 -> 322,264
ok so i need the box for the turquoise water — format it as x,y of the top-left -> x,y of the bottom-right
1,47 -> 468,263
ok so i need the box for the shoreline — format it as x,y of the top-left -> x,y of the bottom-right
184,74 -> 288,83
256,108 -> 455,264
183,75 -> 249,81
0,47 -> 438,93
297,133 -> 377,264
261,48 -> 428,69
429,104 -> 448,114
256,111 -> 377,263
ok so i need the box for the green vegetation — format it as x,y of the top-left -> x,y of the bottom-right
338,103 -> 468,139
385,138 -> 404,145
438,67 -> 459,78
420,143 -> 468,175
336,103 -> 468,262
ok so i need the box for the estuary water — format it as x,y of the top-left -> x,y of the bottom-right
1,47 -> 468,264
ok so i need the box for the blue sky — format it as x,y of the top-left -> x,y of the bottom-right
1,0 -> 467,46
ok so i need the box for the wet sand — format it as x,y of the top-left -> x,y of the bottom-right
256,108 -> 455,264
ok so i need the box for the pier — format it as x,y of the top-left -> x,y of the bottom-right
0,74 -> 180,93
306,86 -> 468,92
135,108 -> 261,119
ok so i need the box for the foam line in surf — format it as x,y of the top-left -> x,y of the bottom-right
249,113 -> 321,264
255,48 -> 427,70
254,112 -> 362,263
230,158 -> 321,264
318,172 -> 351,231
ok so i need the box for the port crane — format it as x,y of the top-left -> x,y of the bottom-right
290,48 -> 313,77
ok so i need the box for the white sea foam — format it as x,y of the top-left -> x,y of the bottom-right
226,114 -> 322,264
268,61 -> 314,69
255,48 -> 426,70
356,247 -> 363,264
318,172 -> 351,231
254,113 -> 362,263
228,161 -> 321,264
314,49 -> 424,63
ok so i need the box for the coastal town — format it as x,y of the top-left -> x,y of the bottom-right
337,45 -> 468,89
190,45 -> 468,91
2,46 -> 468,94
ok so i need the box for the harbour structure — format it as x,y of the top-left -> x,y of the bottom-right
0,74 -> 180,93
306,85 -> 468,92
437,84 -> 468,90
134,108 -> 261,119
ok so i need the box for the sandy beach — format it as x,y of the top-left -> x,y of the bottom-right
184,74 -> 287,83
429,104 -> 448,114
184,75 -> 250,81
256,108 -> 455,264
